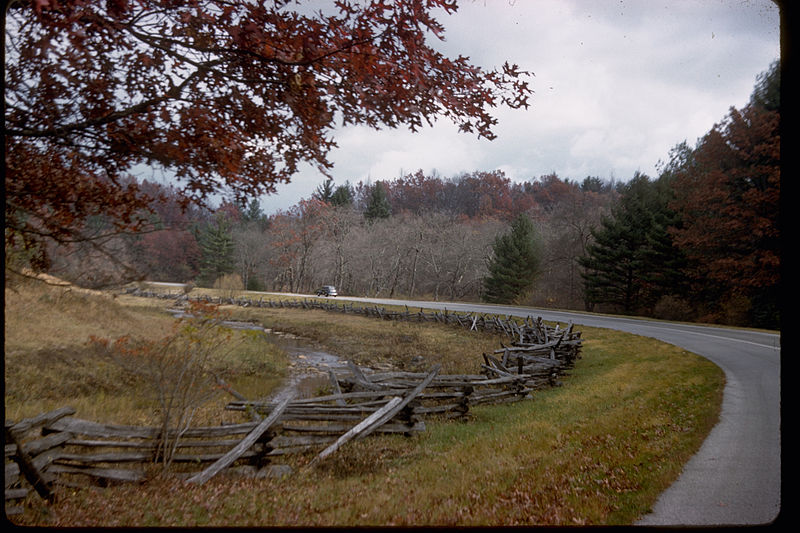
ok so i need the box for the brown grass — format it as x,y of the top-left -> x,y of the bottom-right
227,304 -> 507,375
4,279 -> 288,425
5,282 -> 724,526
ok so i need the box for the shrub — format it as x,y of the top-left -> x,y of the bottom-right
90,301 -> 239,471
652,295 -> 695,322
213,273 -> 244,298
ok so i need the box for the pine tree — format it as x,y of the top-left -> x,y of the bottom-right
750,59 -> 779,112
331,181 -> 355,207
197,213 -> 235,287
578,173 -> 682,314
482,214 -> 541,304
241,198 -> 269,230
579,210 -> 642,313
364,181 -> 391,221
313,177 -> 335,204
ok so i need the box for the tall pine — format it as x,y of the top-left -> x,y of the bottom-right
331,181 -> 355,207
482,214 -> 542,303
364,181 -> 391,221
241,198 -> 268,229
579,173 -> 683,314
313,177 -> 335,203
197,213 -> 235,287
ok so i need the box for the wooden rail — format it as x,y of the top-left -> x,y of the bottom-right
5,289 -> 583,513
123,288 -> 582,343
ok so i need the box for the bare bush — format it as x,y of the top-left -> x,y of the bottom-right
653,295 -> 695,322
213,273 -> 244,299
90,301 -> 238,471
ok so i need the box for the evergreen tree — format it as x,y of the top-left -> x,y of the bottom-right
579,173 -> 682,314
364,181 -> 392,221
482,214 -> 542,304
580,175 -> 607,193
750,59 -> 779,112
197,213 -> 235,287
313,177 -> 335,203
331,181 -> 355,207
240,198 -> 269,229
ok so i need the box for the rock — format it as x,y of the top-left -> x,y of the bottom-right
256,464 -> 294,479
222,465 -> 258,478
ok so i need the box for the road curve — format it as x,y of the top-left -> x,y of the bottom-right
303,294 -> 781,526
148,283 -> 780,525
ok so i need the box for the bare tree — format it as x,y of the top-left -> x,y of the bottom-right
232,223 -> 270,290
318,206 -> 360,292
528,188 -> 613,308
266,199 -> 329,293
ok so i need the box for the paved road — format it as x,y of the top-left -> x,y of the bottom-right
306,294 -> 782,526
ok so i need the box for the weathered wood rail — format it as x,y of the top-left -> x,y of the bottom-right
5,407 -> 279,495
124,287 -> 582,345
4,372 -> 433,512
6,289 -> 582,513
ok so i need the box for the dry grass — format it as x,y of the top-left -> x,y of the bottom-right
5,282 -> 725,526
4,279 -> 288,425
227,304 -> 506,375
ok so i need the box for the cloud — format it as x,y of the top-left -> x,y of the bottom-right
254,0 -> 781,214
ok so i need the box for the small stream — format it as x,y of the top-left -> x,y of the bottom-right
261,329 -> 348,403
168,308 -> 348,403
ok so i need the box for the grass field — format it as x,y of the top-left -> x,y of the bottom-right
4,279 -> 725,526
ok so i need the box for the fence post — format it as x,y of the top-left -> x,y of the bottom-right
4,427 -> 54,502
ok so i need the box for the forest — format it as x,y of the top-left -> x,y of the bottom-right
4,1 -> 779,330
27,60 -> 779,330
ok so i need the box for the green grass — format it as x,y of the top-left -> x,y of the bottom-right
6,283 -> 724,526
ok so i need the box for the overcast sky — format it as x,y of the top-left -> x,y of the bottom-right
257,0 -> 781,214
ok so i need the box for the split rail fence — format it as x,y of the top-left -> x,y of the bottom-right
124,287 -> 578,339
6,289 -> 582,514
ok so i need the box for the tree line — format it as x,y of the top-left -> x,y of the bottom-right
581,60 -> 780,328
31,60 -> 779,329
36,169 -> 616,308
4,0 -> 778,330
5,0 -> 530,278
